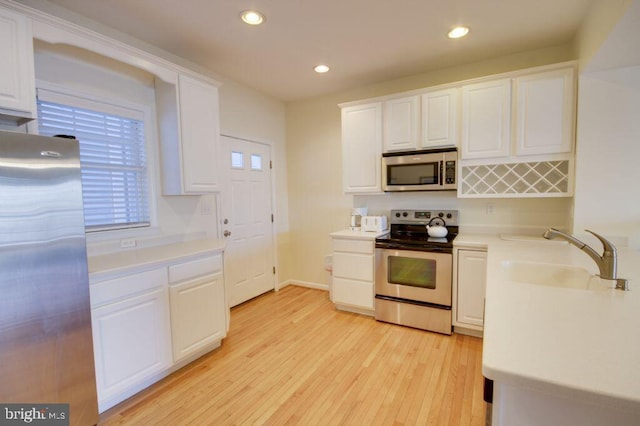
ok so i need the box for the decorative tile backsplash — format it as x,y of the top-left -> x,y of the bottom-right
460,160 -> 570,196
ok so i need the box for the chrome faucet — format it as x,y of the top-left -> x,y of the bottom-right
543,228 -> 629,291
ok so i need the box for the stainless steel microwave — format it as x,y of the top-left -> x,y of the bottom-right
382,148 -> 457,192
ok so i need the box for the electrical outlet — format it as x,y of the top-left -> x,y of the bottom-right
486,203 -> 495,215
200,201 -> 213,215
120,238 -> 137,248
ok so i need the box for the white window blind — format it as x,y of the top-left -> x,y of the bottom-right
36,89 -> 151,232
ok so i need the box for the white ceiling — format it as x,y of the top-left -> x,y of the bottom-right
33,0 -> 597,101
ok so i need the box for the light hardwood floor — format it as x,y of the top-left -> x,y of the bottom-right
100,285 -> 486,425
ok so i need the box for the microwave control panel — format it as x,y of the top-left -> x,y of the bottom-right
444,160 -> 456,184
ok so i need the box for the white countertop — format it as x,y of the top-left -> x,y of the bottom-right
480,236 -> 640,412
330,229 -> 389,240
89,238 -> 225,281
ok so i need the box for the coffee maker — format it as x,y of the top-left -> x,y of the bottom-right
349,207 -> 368,231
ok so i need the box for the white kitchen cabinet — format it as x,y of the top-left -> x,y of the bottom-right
155,73 -> 221,195
461,79 -> 511,160
454,249 -> 487,333
341,102 -> 382,193
331,236 -> 376,314
0,7 -> 36,124
169,254 -> 227,363
383,95 -> 419,152
515,68 -> 574,156
421,88 -> 459,148
90,268 -> 172,413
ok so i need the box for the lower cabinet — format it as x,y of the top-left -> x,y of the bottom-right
169,255 -> 226,362
454,248 -> 487,334
90,268 -> 172,413
331,237 -> 375,314
90,252 -> 227,413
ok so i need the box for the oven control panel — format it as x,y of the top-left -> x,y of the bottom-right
390,209 -> 459,226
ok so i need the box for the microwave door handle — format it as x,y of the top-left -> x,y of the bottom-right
439,160 -> 443,186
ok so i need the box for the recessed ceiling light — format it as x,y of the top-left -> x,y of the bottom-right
448,26 -> 470,39
241,10 -> 264,25
314,65 -> 330,73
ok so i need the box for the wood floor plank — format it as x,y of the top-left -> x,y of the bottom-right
99,286 -> 485,425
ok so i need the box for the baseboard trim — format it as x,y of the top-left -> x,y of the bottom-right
278,280 -> 329,292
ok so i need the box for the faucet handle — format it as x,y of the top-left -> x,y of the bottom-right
585,229 -> 617,255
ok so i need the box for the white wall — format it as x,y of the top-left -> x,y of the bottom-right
572,0 -> 640,248
573,67 -> 640,245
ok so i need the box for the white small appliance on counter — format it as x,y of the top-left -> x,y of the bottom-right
350,207 -> 368,230
361,216 -> 388,233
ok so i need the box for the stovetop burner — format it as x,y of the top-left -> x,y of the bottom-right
375,209 -> 459,252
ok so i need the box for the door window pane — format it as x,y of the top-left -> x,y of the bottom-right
231,151 -> 244,169
251,154 -> 262,170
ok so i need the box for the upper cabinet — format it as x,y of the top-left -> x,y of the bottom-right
461,79 -> 512,160
340,62 -> 576,197
341,102 -> 382,193
383,95 -> 419,152
421,88 -> 459,149
156,74 -> 221,195
382,90 -> 459,152
514,68 -> 574,156
0,7 -> 36,124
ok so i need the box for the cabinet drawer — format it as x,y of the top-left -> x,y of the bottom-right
169,254 -> 222,283
332,238 -> 374,254
333,252 -> 373,281
90,268 -> 168,308
332,278 -> 374,310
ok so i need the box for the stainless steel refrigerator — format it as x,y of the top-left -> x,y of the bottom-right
0,131 -> 99,425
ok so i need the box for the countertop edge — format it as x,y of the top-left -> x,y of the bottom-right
88,238 -> 225,281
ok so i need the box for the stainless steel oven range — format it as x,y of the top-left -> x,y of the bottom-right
374,209 -> 458,334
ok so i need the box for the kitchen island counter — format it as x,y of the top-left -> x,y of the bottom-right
482,238 -> 640,424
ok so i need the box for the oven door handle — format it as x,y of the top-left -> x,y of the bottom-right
376,243 -> 405,250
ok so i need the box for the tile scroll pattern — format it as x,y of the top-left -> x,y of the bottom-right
460,160 -> 570,195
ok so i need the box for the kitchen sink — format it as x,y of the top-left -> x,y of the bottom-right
501,260 -> 612,290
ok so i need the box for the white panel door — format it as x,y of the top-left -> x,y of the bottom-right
515,68 -> 574,156
461,79 -> 511,159
341,103 -> 382,193
456,250 -> 487,328
421,88 -> 459,148
221,136 -> 274,307
383,95 -> 419,152
0,7 -> 36,118
178,74 -> 220,192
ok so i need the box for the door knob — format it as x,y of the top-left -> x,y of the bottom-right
224,230 -> 231,237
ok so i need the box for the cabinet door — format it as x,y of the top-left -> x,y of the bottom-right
421,88 -> 459,148
341,103 -> 382,193
461,79 -> 511,159
456,250 -> 487,327
515,68 -> 574,156
0,8 -> 35,121
92,288 -> 172,412
383,96 -> 419,152
178,74 -> 221,193
169,273 -> 226,362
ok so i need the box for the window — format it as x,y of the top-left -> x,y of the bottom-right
251,154 -> 262,171
37,88 -> 151,232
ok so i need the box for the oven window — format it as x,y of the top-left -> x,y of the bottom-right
388,162 -> 438,185
387,256 -> 436,289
